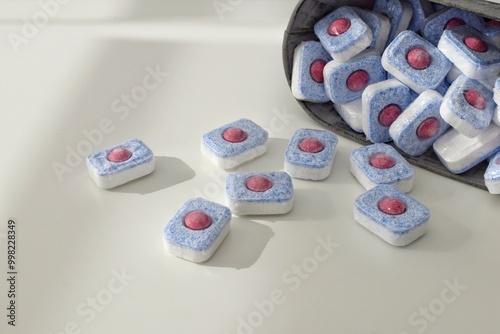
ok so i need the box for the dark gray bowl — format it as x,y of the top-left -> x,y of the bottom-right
282,0 -> 500,190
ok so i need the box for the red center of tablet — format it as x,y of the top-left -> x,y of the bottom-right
416,117 -> 439,139
184,211 -> 212,230
328,18 -> 351,36
369,153 -> 396,169
107,147 -> 132,162
299,137 -> 324,153
444,18 -> 466,29
223,127 -> 248,143
246,176 -> 273,192
310,59 -> 327,83
407,48 -> 431,70
346,70 -> 369,92
378,104 -> 402,127
486,20 -> 500,28
464,36 -> 488,52
378,197 -> 407,215
464,90 -> 486,110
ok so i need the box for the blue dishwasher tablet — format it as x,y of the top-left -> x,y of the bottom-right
87,139 -> 155,189
163,198 -> 231,263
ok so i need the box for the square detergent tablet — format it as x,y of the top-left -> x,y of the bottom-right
87,139 -> 155,189
163,198 -> 231,263
390,90 -> 449,156
362,79 -> 415,143
352,8 -> 391,54
433,123 -> 500,174
201,118 -> 268,169
440,75 -> 495,138
373,0 -> 413,43
421,7 -> 484,46
291,41 -> 332,103
350,143 -> 415,193
225,171 -> 293,216
324,50 -> 386,104
438,25 -> 500,89
354,185 -> 430,246
314,6 -> 373,62
284,128 -> 338,180
382,30 -> 451,94
485,151 -> 500,194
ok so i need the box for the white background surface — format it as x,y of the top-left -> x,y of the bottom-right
1,1 -> 499,333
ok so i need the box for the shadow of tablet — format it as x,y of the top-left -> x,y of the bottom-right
251,188 -> 335,224
201,217 -> 274,270
110,156 -> 195,195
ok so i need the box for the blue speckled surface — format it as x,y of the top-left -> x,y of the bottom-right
442,75 -> 495,133
435,79 -> 450,96
362,79 -> 414,143
484,26 -> 500,48
324,50 -> 386,104
373,0 -> 409,42
163,198 -> 231,252
406,0 -> 434,32
314,6 -> 371,59
439,25 -> 500,68
355,185 -> 430,235
226,171 -> 293,203
87,139 -> 153,177
202,118 -> 268,159
422,7 -> 484,45
285,128 -> 338,169
390,90 -> 449,156
382,30 -> 451,93
352,8 -> 389,52
291,41 -> 332,103
485,151 -> 500,183
351,143 -> 415,185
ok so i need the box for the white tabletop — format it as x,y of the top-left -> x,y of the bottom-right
1,1 -> 499,334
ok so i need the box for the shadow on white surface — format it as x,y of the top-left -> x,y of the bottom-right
244,188 -> 335,223
110,156 -> 195,195
405,210 -> 472,252
201,217 -> 274,269
322,143 -> 357,186
234,138 -> 290,173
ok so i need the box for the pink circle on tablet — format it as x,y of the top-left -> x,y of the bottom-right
406,48 -> 431,70
464,36 -> 488,52
328,18 -> 351,36
246,176 -> 273,192
464,90 -> 486,110
378,104 -> 402,127
486,20 -> 500,28
416,117 -> 439,139
378,197 -> 407,215
107,147 -> 132,162
346,70 -> 369,92
369,153 -> 396,169
299,137 -> 324,153
444,18 -> 466,29
310,59 -> 326,83
184,211 -> 212,230
223,127 -> 248,143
